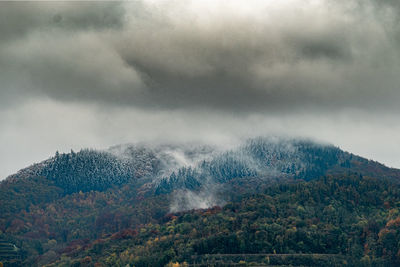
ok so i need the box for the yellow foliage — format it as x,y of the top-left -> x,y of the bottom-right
166,262 -> 179,267
165,262 -> 188,267
120,249 -> 130,262
167,225 -> 175,233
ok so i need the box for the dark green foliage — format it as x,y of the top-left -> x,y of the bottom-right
0,176 -> 62,214
155,138 -> 345,194
244,137 -> 342,180
41,149 -> 135,194
155,167 -> 202,194
155,138 -> 400,195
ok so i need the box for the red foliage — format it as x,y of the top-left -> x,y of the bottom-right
150,229 -> 160,235
364,242 -> 370,255
164,213 -> 178,221
203,206 -> 222,216
6,218 -> 25,233
91,238 -> 106,245
110,228 -> 138,240
62,239 -> 90,255
80,256 -> 92,266
23,231 -> 43,239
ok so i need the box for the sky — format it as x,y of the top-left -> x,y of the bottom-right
1,0 -> 400,179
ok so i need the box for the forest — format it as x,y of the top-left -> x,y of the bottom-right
1,174 -> 399,266
1,138 -> 400,266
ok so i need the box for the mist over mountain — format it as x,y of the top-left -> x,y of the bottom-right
5,137 -> 399,212
1,136 -> 398,218
2,1 -> 400,266
2,137 -> 400,266
1,0 -> 400,181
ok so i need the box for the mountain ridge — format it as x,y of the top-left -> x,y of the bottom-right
4,137 -> 400,196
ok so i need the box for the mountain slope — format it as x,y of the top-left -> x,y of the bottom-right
43,175 -> 400,266
1,137 -> 400,266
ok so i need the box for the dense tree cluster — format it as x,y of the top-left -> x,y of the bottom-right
244,138 -> 342,179
155,138 -> 348,194
40,149 -> 136,194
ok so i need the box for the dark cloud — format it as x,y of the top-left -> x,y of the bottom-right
114,0 -> 400,112
1,0 -> 400,178
1,0 -> 399,113
0,2 -> 124,43
0,1 -> 129,108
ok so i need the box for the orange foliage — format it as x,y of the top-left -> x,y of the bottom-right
110,229 -> 138,240
386,217 -> 400,228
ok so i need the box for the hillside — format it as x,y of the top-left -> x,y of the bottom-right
1,137 -> 400,266
45,175 -> 400,266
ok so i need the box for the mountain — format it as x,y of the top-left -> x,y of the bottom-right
1,137 -> 400,266
5,137 -> 399,197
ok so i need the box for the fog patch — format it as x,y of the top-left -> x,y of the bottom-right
170,186 -> 225,212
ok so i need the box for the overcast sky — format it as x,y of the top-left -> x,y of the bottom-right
1,0 -> 400,179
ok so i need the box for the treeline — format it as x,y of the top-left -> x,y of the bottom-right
5,137 -> 395,198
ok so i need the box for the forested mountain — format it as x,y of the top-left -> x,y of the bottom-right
7,137 -> 397,197
1,137 -> 400,266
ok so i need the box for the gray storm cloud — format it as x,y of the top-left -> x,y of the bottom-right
1,0 -> 400,179
1,0 -> 400,112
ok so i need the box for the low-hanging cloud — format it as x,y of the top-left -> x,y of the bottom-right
1,0 -> 400,179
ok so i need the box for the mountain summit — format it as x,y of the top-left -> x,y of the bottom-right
5,137 -> 399,198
